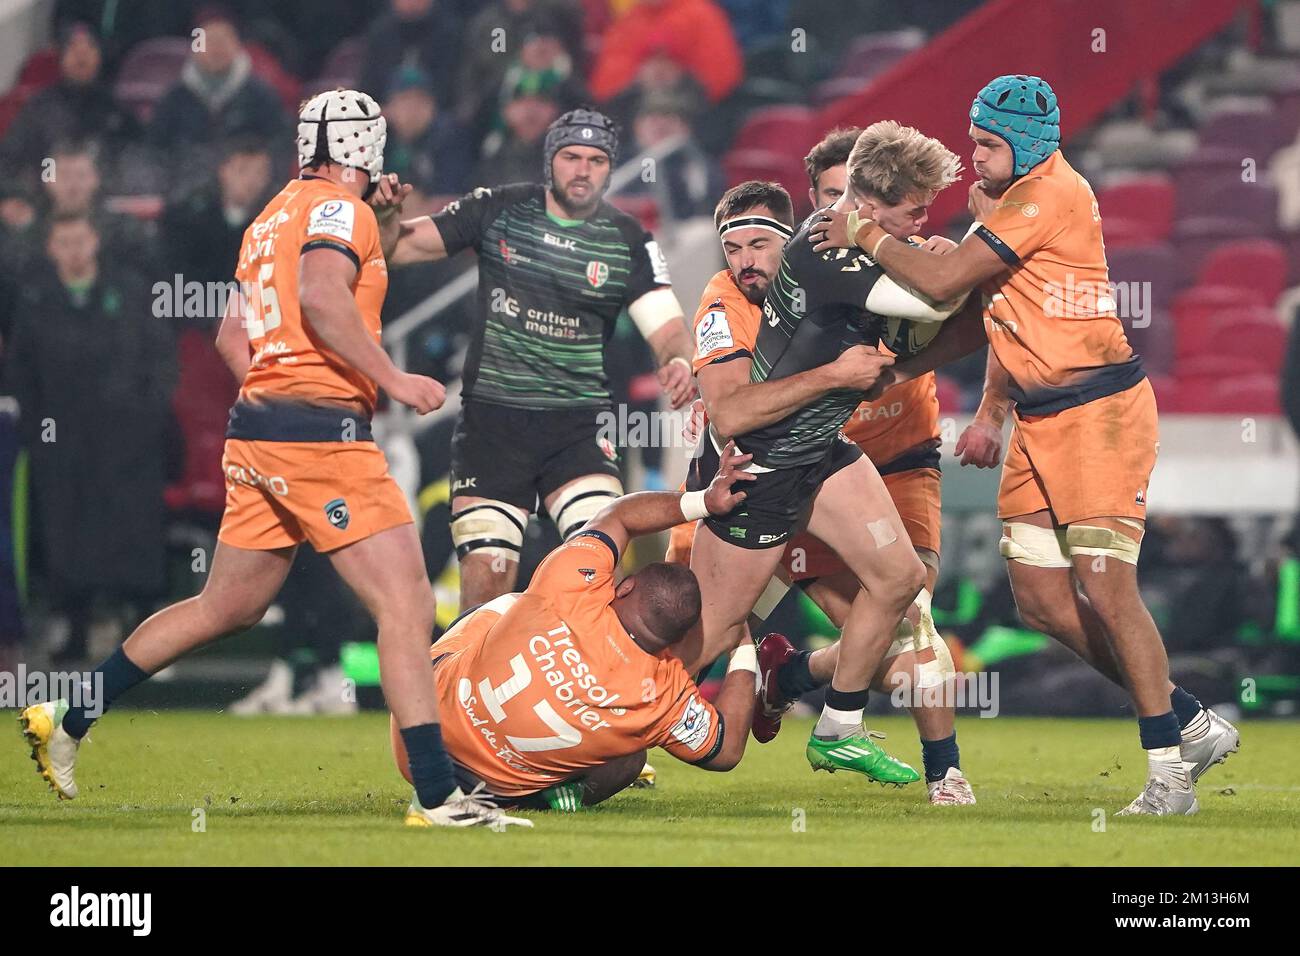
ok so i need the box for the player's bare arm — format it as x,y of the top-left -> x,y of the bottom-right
698,347 -> 891,439
215,285 -> 251,381
955,347 -> 1013,468
690,656 -> 757,771
880,294 -> 987,391
586,440 -> 754,553
812,212 -> 1007,303
630,288 -> 697,409
381,211 -> 450,267
298,247 -> 445,412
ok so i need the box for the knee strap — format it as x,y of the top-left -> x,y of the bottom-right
450,501 -> 528,561
999,522 -> 1071,568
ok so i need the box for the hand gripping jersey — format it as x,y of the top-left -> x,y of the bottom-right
971,150 -> 1144,416
432,184 -> 674,410
430,530 -> 723,797
234,177 -> 388,420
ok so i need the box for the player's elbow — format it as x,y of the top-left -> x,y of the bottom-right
706,398 -> 742,439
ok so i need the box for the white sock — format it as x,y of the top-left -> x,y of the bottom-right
814,704 -> 862,740
1147,745 -> 1190,789
1180,708 -> 1211,742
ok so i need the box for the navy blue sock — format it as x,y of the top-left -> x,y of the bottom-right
920,732 -> 960,783
1169,686 -> 1203,729
824,685 -> 868,711
400,723 -> 457,809
776,650 -> 820,700
62,646 -> 149,740
1138,711 -> 1181,750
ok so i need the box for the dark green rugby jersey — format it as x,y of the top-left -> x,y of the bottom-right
432,183 -> 673,408
741,209 -> 888,468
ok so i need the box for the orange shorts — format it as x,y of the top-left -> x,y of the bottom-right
218,439 -> 413,553
998,379 -> 1159,526
664,466 -> 942,583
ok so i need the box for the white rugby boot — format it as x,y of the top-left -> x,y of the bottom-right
19,699 -> 81,800
927,766 -> 977,805
1117,776 -> 1199,816
1181,708 -> 1240,784
404,784 -> 534,829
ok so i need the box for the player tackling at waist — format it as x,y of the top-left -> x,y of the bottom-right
390,443 -> 760,820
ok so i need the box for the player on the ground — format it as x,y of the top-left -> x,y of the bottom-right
19,90 -> 522,828
677,129 -> 976,787
377,108 -> 696,609
811,75 -> 1240,815
390,444 -> 759,818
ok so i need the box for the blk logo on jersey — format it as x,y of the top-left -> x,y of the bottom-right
586,260 -> 609,288
325,497 -> 350,530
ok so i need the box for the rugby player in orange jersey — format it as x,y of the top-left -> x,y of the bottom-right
811,75 -> 1240,815
391,442 -> 759,817
19,90 -> 520,829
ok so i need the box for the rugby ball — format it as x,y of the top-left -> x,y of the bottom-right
880,314 -> 944,359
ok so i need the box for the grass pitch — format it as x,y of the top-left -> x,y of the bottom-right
2,711 -> 1297,866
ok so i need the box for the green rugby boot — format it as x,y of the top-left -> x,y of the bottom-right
541,781 -> 584,812
806,729 -> 921,786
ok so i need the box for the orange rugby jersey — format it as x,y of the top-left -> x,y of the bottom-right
432,531 -> 723,796
692,268 -> 761,373
235,177 -> 388,416
972,150 -> 1143,416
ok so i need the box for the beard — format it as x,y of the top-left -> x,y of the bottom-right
737,272 -> 768,304
550,180 -> 600,218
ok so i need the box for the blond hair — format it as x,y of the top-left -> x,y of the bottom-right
847,121 -> 963,206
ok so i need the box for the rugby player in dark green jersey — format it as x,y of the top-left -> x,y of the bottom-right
680,126 -> 983,786
377,109 -> 696,607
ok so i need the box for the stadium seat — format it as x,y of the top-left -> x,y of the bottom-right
722,148 -> 812,218
1196,238 -> 1289,302
1205,316 -> 1287,372
1206,374 -> 1283,414
1106,243 -> 1179,313
166,328 -> 239,515
1197,109 -> 1292,163
1097,174 -> 1175,244
1126,309 -> 1173,375
113,37 -> 192,123
1171,290 -> 1271,359
730,106 -> 818,154
1171,218 -> 1268,285
833,29 -> 924,83
811,75 -> 872,107
1171,148 -> 1254,217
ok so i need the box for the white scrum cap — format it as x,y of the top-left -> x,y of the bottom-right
297,89 -> 387,183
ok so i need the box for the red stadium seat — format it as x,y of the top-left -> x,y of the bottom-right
1171,217 -> 1269,285
731,106 -> 818,154
114,37 -> 191,123
1205,317 -> 1287,372
1207,374 -> 1282,414
1195,238 -> 1289,303
1172,287 -> 1271,359
166,329 -> 239,515
722,148 -> 812,218
1197,110 -> 1292,164
1097,174 -> 1174,245
1176,352 -> 1275,379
